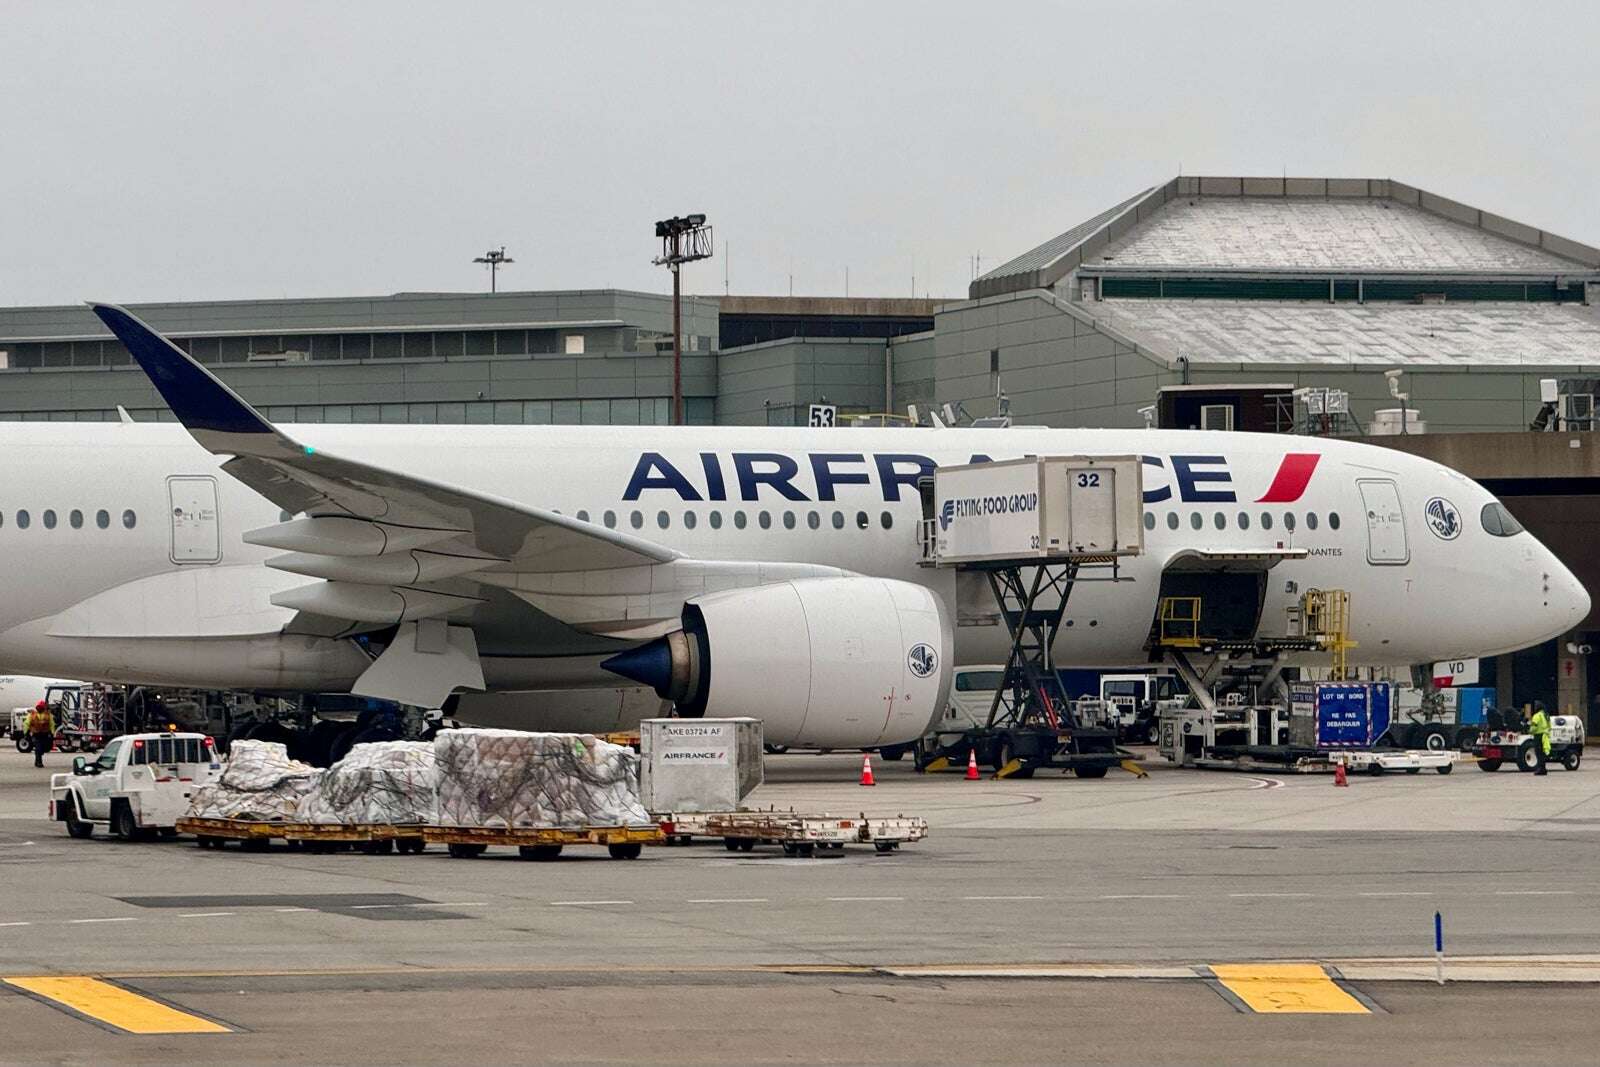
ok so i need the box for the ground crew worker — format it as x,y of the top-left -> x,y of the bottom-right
25,701 -> 54,768
1529,701 -> 1551,776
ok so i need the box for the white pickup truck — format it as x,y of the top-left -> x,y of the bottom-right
50,733 -> 220,840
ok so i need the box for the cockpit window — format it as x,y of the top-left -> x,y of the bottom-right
1480,501 -> 1524,537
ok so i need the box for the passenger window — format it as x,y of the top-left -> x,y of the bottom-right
603,510 -> 617,529
684,511 -> 697,530
783,511 -> 796,530
43,510 -> 56,529
17,510 -> 30,529
1166,512 -> 1179,530
1329,512 -> 1341,530
1284,512 -> 1297,532
832,511 -> 845,529
1260,512 -> 1273,530
576,510 -> 590,522
657,510 -> 669,529
880,511 -> 893,530
1306,512 -> 1319,530
1143,512 -> 1155,530
709,511 -> 722,529
734,511 -> 748,529
807,511 -> 820,530
96,510 -> 109,529
69,509 -> 83,529
1237,512 -> 1250,530
122,509 -> 136,529
758,511 -> 772,530
856,511 -> 869,529
1189,513 -> 1202,531
1213,512 -> 1225,530
630,511 -> 643,529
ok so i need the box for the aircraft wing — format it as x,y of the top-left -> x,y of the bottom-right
90,303 -> 679,575
91,302 -> 688,706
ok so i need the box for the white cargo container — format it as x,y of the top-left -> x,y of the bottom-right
639,718 -> 764,813
927,455 -> 1143,565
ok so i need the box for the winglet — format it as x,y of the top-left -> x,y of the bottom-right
89,302 -> 278,439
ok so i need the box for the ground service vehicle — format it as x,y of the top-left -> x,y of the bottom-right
1098,673 -> 1185,744
1472,714 -> 1583,772
50,732 -> 221,840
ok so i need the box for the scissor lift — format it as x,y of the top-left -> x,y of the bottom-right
918,456 -> 1145,780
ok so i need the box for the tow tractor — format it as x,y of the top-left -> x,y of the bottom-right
1471,712 -> 1583,772
50,732 -> 221,840
918,455 -> 1145,780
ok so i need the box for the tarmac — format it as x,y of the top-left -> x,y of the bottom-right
2,742 -> 1598,1065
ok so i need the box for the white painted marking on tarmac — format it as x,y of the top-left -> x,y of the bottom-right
550,900 -> 633,906
1098,894 -> 1186,900
963,895 -> 1047,901
1494,890 -> 1576,896
178,912 -> 235,918
826,897 -> 904,902
1247,778 -> 1284,790
430,902 -> 488,907
1227,892 -> 1314,899
349,904 -> 399,910
274,907 -> 312,913
68,917 -> 137,924
686,898 -> 769,904
0,921 -> 32,927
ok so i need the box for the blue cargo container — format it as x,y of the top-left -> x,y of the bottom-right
1455,687 -> 1496,726
1290,682 -> 1394,748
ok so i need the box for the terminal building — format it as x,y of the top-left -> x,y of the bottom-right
2,175 -> 1597,719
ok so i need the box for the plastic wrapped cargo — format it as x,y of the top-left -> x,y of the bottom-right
187,740 -> 320,821
434,728 -> 651,829
300,741 -> 437,825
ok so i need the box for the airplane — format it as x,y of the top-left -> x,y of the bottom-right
0,675 -> 82,720
0,303 -> 1583,750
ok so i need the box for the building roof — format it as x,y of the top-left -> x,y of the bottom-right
1088,196 -> 1578,274
972,188 -> 1152,292
972,176 -> 1600,299
1092,298 -> 1600,367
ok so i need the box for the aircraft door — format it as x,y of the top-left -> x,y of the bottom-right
1356,479 -> 1409,565
168,476 -> 221,564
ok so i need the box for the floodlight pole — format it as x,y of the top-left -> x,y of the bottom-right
671,262 -> 683,426
473,246 -> 513,293
652,215 -> 712,426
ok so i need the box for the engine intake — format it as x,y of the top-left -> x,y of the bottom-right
601,576 -> 952,748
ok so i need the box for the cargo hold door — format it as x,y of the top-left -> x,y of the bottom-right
168,476 -> 221,564
1357,479 -> 1408,565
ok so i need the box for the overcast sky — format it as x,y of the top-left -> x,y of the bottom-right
2,1 -> 1596,307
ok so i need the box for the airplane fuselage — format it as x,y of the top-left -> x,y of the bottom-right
0,422 -> 1585,696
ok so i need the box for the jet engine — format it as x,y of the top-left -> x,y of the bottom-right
601,576 -> 952,748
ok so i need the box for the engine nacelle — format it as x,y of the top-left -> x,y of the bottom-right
601,577 -> 952,748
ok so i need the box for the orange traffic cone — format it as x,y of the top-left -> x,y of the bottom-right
859,753 -> 876,787
1333,761 -> 1348,787
965,748 -> 981,780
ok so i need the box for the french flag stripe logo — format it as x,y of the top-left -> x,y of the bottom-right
1255,453 -> 1321,503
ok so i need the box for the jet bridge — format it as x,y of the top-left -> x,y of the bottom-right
918,456 -> 1144,779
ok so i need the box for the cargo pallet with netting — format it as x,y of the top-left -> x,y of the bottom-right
658,809 -> 929,856
424,823 -> 664,860
175,816 -> 427,854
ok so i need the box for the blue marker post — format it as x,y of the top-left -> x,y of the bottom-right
1434,910 -> 1445,986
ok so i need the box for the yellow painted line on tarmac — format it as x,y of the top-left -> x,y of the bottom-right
1209,963 -> 1370,1014
3,976 -> 231,1034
